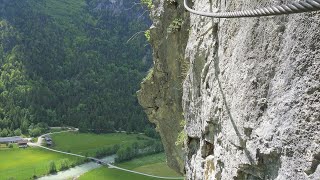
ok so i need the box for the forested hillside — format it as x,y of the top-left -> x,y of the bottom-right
0,0 -> 152,136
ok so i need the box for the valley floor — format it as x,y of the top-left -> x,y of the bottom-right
79,153 -> 181,180
0,132 -> 181,180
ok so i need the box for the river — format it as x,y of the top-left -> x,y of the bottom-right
38,155 -> 116,180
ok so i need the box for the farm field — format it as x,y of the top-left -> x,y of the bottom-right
79,153 -> 182,180
51,132 -> 152,156
0,147 -> 83,180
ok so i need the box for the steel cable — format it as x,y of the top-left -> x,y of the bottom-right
184,0 -> 320,18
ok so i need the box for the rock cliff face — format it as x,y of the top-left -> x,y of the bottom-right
139,0 -> 320,179
137,0 -> 189,174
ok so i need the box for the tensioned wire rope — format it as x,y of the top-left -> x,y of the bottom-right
184,0 -> 320,18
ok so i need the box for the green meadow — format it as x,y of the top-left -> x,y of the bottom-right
79,168 -> 158,180
0,147 -> 83,180
51,132 -> 152,156
80,153 -> 182,180
0,133 -> 168,180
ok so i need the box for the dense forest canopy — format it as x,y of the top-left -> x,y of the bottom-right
0,0 -> 153,136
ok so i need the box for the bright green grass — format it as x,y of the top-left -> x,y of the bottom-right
51,132 -> 151,156
79,153 -> 182,180
0,147 -> 83,180
79,167 -> 159,180
119,153 -> 180,177
133,162 -> 180,177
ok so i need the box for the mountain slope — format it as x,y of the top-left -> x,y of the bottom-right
0,0 -> 153,136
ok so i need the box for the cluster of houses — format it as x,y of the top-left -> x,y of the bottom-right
0,134 -> 54,148
0,136 -> 28,148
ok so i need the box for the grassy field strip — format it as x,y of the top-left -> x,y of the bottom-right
133,162 -> 177,176
33,144 -> 86,158
80,167 -> 163,180
79,153 -> 183,180
50,132 -> 153,156
0,147 -> 82,180
108,164 -> 184,179
35,143 -> 184,179
118,153 -> 180,177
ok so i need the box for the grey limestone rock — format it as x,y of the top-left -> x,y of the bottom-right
183,0 -> 320,179
139,0 -> 320,179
